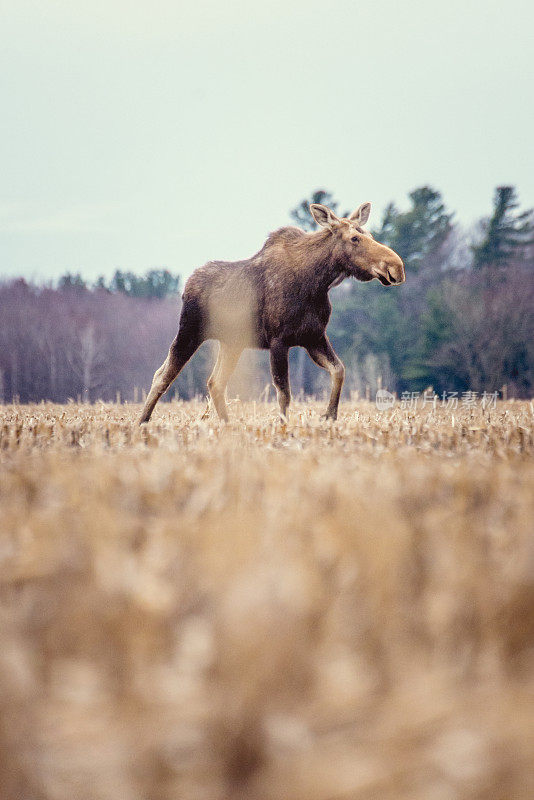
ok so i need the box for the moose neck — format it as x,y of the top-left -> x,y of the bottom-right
299,230 -> 348,295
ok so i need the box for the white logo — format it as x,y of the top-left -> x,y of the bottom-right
375,389 -> 395,410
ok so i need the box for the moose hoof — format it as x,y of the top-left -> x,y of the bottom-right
321,411 -> 337,422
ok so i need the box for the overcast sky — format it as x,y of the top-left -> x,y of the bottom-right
1,0 -> 533,284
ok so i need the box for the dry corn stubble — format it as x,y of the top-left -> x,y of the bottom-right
1,400 -> 533,800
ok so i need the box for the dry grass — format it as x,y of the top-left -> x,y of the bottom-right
1,399 -> 533,800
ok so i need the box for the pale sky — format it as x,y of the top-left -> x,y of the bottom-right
1,0 -> 533,284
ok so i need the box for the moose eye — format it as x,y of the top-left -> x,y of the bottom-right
351,236 -> 359,243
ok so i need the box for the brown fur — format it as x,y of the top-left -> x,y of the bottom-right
139,202 -> 405,423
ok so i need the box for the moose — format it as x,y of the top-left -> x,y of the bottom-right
139,201 -> 405,424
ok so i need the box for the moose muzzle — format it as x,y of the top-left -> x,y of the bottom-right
373,252 -> 406,286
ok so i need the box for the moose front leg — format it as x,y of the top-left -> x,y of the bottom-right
270,340 -> 291,419
306,335 -> 345,420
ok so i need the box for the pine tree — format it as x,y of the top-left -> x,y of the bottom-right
109,269 -> 180,298
58,273 -> 87,291
290,189 -> 344,231
142,269 -> 180,299
471,186 -> 534,270
372,186 -> 453,274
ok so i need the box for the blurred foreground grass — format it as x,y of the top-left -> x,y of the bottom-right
1,400 -> 533,800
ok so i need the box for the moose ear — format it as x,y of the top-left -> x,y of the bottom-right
310,203 -> 339,230
349,202 -> 372,226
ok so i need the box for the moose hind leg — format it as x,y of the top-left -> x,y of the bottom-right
270,340 -> 291,419
207,343 -> 241,422
139,332 -> 201,424
201,344 -> 222,419
306,335 -> 345,420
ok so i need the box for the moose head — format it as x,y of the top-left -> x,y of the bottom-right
310,202 -> 405,286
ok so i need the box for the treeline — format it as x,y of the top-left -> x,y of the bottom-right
60,268 -> 181,299
0,186 -> 533,404
0,271 -> 212,403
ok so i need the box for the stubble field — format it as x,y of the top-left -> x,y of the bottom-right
1,399 -> 533,800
